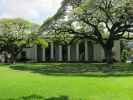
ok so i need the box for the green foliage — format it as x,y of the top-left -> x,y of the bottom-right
121,49 -> 129,63
120,40 -> 130,63
74,0 -> 92,15
0,18 -> 47,63
35,38 -> 48,47
41,0 -> 133,43
46,31 -> 74,45
39,2 -> 65,33
42,0 -> 133,64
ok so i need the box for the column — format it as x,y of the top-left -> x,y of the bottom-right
59,45 -> 63,61
34,45 -> 37,61
85,40 -> 89,61
76,42 -> 80,61
93,44 -> 100,61
67,45 -> 71,61
43,47 -> 46,61
50,42 -> 54,60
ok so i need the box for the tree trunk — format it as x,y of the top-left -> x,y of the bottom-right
102,47 -> 114,72
4,52 -> 9,63
104,48 -> 113,64
9,49 -> 22,64
10,56 -> 16,64
10,54 -> 17,64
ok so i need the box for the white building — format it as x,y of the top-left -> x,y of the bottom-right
23,39 -> 121,62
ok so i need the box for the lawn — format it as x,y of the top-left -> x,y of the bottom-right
0,63 -> 133,100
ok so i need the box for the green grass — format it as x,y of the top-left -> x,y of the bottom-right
0,63 -> 133,100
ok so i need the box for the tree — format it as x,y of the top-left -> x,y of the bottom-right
40,0 -> 133,64
0,18 -> 48,63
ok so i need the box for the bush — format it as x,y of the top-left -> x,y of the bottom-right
121,49 -> 128,63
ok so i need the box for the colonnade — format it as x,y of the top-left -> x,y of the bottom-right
38,40 -> 91,62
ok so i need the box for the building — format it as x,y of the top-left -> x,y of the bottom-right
23,39 -> 121,62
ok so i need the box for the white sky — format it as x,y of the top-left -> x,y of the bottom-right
0,0 -> 63,24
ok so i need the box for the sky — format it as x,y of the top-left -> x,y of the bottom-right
0,0 -> 63,24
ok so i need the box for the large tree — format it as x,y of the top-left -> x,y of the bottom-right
40,0 -> 133,64
0,18 -> 48,63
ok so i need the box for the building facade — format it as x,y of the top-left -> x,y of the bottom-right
23,39 -> 121,62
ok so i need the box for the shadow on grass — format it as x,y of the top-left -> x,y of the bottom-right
8,94 -> 69,100
10,63 -> 133,77
0,63 -> 11,67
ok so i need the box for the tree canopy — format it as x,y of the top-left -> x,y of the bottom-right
40,0 -> 133,64
0,18 -> 48,63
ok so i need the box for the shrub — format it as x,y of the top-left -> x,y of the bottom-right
121,49 -> 128,63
